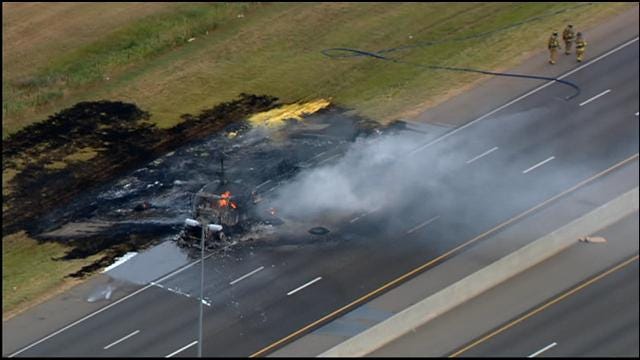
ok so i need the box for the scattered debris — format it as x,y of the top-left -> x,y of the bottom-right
3,94 -> 402,277
3,94 -> 278,238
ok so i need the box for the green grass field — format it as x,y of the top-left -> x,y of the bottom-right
2,232 -> 101,320
1,2 -> 633,319
3,3 -> 632,135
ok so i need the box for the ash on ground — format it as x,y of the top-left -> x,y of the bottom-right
16,103 -> 401,277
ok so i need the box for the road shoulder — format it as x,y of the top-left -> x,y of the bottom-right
372,212 -> 638,357
411,5 -> 639,128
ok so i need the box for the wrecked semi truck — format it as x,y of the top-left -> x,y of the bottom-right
176,179 -> 277,249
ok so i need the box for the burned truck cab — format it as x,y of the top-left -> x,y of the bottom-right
177,180 -> 254,249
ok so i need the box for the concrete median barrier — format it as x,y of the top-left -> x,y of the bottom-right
320,187 -> 639,357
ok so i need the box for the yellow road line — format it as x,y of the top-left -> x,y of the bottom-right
449,254 -> 640,357
250,153 -> 638,357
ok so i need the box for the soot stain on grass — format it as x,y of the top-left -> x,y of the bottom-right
2,94 -> 393,279
3,94 -> 278,277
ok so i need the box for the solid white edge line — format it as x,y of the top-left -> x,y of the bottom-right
9,251 -> 216,357
579,89 -> 611,106
287,277 -> 323,296
10,36 -> 638,360
523,156 -> 555,174
406,215 -> 441,235
466,146 -> 499,164
230,266 -> 265,285
528,342 -> 557,357
8,283 -> 155,358
103,330 -> 140,350
408,37 -> 639,156
165,340 -> 198,358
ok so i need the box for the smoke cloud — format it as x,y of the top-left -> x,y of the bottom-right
263,125 -> 456,223
260,107 -> 589,235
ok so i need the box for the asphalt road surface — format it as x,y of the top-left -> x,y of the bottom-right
457,256 -> 639,358
8,35 -> 639,357
370,211 -> 639,357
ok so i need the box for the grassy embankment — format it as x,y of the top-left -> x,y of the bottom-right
2,2 -> 632,319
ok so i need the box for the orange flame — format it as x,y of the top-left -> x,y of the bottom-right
217,191 -> 237,209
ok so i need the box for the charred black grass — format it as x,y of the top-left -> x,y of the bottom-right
2,94 -> 394,279
3,94 -> 278,276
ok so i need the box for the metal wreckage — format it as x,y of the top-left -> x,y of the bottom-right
175,118 -> 411,250
177,177 -> 279,249
174,107 -> 407,250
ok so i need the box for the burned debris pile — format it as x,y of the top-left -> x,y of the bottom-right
3,95 -> 278,237
3,94 -> 400,277
3,95 -> 278,275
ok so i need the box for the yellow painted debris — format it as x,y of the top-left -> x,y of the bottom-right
248,99 -> 330,128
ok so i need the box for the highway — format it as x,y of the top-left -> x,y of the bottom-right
457,255 -> 639,357
368,212 -> 638,357
7,34 -> 639,358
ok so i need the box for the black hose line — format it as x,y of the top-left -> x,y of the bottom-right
321,3 -> 591,100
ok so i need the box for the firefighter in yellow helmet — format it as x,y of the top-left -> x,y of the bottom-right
548,31 -> 561,64
575,32 -> 587,62
562,24 -> 575,55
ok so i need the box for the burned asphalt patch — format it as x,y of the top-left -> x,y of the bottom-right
2,95 -> 394,278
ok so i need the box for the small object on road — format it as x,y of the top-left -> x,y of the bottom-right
575,32 -> 587,62
578,236 -> 607,243
309,226 -> 330,235
548,31 -> 561,64
562,24 -> 575,55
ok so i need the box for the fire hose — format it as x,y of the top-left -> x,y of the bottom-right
321,3 -> 591,100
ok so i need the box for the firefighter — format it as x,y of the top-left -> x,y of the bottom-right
548,31 -> 561,64
575,32 -> 587,62
562,24 -> 575,55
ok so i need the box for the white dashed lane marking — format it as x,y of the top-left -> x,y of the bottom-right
230,266 -> 265,286
406,215 -> 440,235
579,89 -> 611,106
165,340 -> 198,358
466,146 -> 499,164
287,277 -> 322,296
523,156 -> 555,174
103,330 -> 140,350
